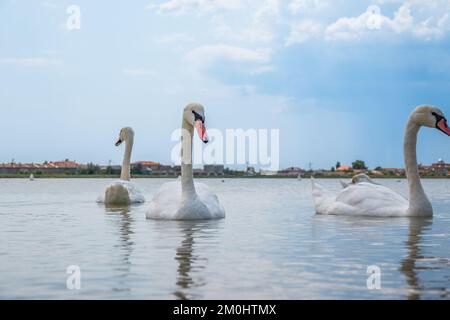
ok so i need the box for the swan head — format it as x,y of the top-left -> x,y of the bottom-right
351,173 -> 372,184
412,105 -> 450,136
115,127 -> 134,146
183,103 -> 209,143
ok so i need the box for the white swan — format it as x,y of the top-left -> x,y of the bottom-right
312,105 -> 450,217
146,103 -> 225,220
340,173 -> 379,188
97,127 -> 145,205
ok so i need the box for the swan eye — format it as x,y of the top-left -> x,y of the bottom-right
432,112 -> 443,121
192,110 -> 204,123
432,112 -> 445,126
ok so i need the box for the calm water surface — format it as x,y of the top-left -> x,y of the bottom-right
0,178 -> 449,299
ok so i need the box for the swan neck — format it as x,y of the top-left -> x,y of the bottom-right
120,136 -> 133,181
404,118 -> 430,212
181,120 -> 196,198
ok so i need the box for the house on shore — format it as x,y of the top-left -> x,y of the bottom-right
431,159 -> 449,175
0,160 -> 79,174
131,161 -> 179,176
204,165 -> 225,176
381,168 -> 406,176
278,167 -> 305,177
336,165 -> 352,172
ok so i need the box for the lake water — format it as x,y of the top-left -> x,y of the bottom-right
0,178 -> 449,300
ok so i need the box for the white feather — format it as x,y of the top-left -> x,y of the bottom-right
97,180 -> 145,205
146,181 -> 225,220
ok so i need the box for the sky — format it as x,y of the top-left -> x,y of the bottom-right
1,0 -> 450,170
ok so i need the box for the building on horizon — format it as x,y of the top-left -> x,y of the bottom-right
204,165 -> 225,176
336,165 -> 352,172
0,160 -> 79,174
131,161 -> 177,176
244,166 -> 256,177
431,159 -> 449,175
277,167 -> 305,177
381,168 -> 406,176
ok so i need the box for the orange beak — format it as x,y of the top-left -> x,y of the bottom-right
195,120 -> 208,143
437,118 -> 450,136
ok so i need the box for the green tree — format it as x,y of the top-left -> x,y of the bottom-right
131,163 -> 143,175
105,166 -> 113,175
336,161 -> 341,169
352,160 -> 367,170
85,163 -> 100,175
331,166 -> 335,172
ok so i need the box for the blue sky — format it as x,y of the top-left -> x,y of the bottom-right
1,0 -> 450,170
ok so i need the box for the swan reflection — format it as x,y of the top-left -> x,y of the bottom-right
400,217 -> 433,300
105,205 -> 134,294
173,220 -> 220,300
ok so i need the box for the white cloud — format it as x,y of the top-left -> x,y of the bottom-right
289,0 -> 329,14
212,13 -> 276,44
285,19 -> 323,46
146,0 -> 244,15
184,44 -> 271,68
210,0 -> 280,44
0,58 -> 62,67
324,3 -> 450,41
411,13 -> 449,40
324,11 -> 379,41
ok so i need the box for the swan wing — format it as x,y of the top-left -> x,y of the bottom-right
333,182 -> 409,216
146,181 -> 182,219
195,182 -> 226,219
146,181 -> 225,220
311,178 -> 338,214
124,181 -> 146,203
340,180 -> 350,188
97,180 -> 145,204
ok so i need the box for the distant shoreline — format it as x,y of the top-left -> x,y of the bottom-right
0,174 -> 449,179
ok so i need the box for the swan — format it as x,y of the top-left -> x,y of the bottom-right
146,103 -> 225,220
97,127 -> 145,205
312,105 -> 450,217
339,173 -> 379,188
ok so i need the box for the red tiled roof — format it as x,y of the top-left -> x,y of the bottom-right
133,161 -> 160,167
336,166 -> 352,171
0,161 -> 79,169
51,161 -> 78,168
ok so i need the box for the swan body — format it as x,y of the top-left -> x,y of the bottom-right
146,103 -> 225,220
313,105 -> 450,217
146,181 -> 224,220
97,127 -> 145,205
97,179 -> 145,204
313,179 -> 408,216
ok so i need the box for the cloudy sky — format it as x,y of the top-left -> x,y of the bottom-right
1,0 -> 450,170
